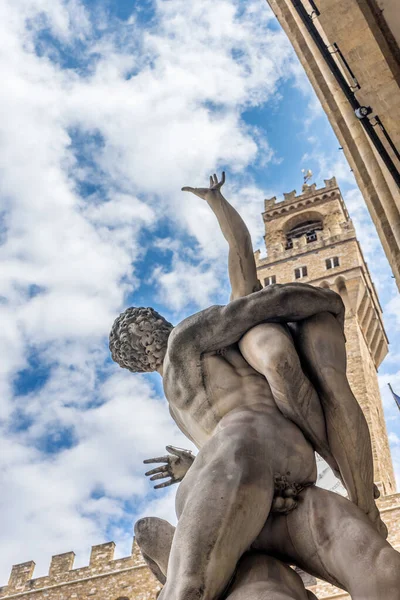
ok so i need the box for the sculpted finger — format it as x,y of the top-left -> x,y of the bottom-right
220,171 -> 225,185
143,456 -> 169,464
154,479 -> 175,490
166,445 -> 192,458
150,472 -> 170,481
181,186 -> 195,192
213,173 -> 218,184
209,176 -> 213,187
145,465 -> 169,477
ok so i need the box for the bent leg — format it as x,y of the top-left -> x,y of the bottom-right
239,322 -> 340,478
255,486 -> 400,600
228,553 -> 316,600
159,415 -> 275,600
289,312 -> 383,533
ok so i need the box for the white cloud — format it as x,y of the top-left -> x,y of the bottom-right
1,0 -> 399,585
0,0 -> 301,584
152,258 -> 224,312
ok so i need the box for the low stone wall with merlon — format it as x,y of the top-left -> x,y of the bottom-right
0,539 -> 160,600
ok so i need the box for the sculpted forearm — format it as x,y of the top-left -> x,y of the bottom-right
206,190 -> 259,299
214,284 -> 344,350
182,172 -> 259,299
177,283 -> 345,354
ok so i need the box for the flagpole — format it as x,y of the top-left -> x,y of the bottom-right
388,383 -> 400,412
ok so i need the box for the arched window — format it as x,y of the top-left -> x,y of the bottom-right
285,220 -> 323,248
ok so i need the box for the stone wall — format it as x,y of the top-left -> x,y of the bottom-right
0,541 -> 160,600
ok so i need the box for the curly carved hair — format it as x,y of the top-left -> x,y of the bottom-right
109,307 -> 173,373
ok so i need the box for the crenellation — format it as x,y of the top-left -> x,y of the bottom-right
301,182 -> 317,195
8,563 -> 35,591
89,541 -> 115,567
324,176 -> 337,188
264,196 -> 277,210
262,181 -> 343,221
49,552 -> 75,577
0,539 -> 160,599
283,189 -> 297,201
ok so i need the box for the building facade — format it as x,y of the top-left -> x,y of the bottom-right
266,0 -> 400,291
1,178 -> 399,600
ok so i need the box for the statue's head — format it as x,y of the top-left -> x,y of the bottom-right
109,307 -> 173,373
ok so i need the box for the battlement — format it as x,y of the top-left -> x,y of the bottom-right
0,538 -> 153,599
262,177 -> 350,222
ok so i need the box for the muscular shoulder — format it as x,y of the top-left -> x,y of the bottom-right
167,305 -> 223,358
164,310 -> 220,406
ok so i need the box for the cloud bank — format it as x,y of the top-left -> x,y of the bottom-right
0,0 -> 303,580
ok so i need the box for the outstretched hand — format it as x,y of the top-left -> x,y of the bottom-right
144,445 -> 195,489
182,171 -> 225,200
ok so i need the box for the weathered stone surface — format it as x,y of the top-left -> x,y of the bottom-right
308,492 -> 400,598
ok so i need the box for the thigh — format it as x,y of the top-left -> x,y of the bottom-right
240,321 -> 334,471
167,418 -> 276,600
288,312 -> 347,386
227,553 -> 311,600
175,415 -> 275,518
255,486 -> 398,594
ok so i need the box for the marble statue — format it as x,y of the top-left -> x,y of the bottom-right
109,173 -> 400,600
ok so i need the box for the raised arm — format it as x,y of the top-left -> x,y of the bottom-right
182,172 -> 261,300
171,282 -> 345,355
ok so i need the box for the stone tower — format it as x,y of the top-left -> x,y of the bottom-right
265,0 -> 400,291
255,176 -> 396,494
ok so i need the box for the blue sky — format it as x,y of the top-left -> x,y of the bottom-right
1,0 -> 400,583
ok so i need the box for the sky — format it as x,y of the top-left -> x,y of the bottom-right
1,0 -> 400,584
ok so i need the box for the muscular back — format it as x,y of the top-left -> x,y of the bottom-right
162,285 -> 343,453
163,337 -> 275,447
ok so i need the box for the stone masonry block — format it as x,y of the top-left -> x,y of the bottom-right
8,562 -> 35,590
89,542 -> 115,566
49,552 -> 75,576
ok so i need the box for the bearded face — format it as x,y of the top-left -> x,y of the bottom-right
109,307 -> 173,373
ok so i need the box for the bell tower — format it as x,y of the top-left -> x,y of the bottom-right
255,176 -> 396,494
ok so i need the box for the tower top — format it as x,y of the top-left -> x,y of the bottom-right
255,175 -> 388,370
258,177 -> 354,267
262,176 -> 349,223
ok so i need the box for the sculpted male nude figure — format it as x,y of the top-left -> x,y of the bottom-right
109,173 -> 400,600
